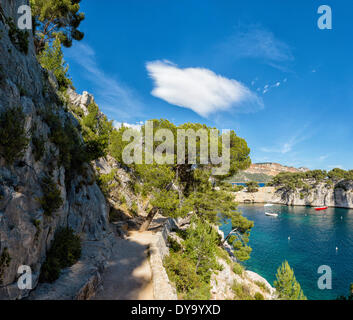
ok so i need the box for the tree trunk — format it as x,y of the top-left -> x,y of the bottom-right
139,207 -> 159,232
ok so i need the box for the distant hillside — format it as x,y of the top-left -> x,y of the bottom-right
227,163 -> 309,183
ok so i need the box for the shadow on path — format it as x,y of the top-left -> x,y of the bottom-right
92,231 -> 155,300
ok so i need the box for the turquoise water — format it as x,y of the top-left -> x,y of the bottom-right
220,204 -> 353,300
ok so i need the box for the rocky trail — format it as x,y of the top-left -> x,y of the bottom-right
92,231 -> 156,300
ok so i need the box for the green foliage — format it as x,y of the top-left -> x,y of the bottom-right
274,261 -> 307,300
232,262 -> 244,276
255,281 -> 270,294
32,134 -> 45,162
30,0 -> 85,53
129,201 -> 138,216
38,38 -> 72,91
167,236 -> 182,253
96,169 -> 118,197
41,108 -> 88,179
184,218 -> 222,281
6,17 -> 29,54
254,292 -> 265,300
246,181 -> 259,193
164,251 -> 211,300
232,281 -> 253,300
0,248 -> 11,284
81,103 -> 113,161
0,106 -> 29,164
39,228 -> 81,283
39,176 -> 63,217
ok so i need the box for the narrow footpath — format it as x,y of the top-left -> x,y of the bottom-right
92,231 -> 155,300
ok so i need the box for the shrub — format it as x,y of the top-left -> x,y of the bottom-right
232,281 -> 253,300
167,236 -> 182,253
246,181 -> 259,193
255,292 -> 265,300
164,252 -> 211,300
96,170 -> 118,197
39,176 -> 63,217
0,106 -> 29,164
232,262 -> 244,276
39,228 -> 81,283
274,261 -> 307,300
32,134 -> 45,162
38,38 -> 72,91
129,201 -> 138,216
255,280 -> 270,293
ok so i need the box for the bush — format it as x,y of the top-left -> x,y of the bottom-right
255,280 -> 270,293
232,281 -> 253,300
38,38 -> 72,91
96,170 -> 118,197
246,181 -> 259,193
0,106 -> 29,164
39,176 -> 63,217
129,201 -> 138,216
255,292 -> 265,300
232,262 -> 244,276
167,236 -> 182,253
32,134 -> 45,162
164,252 -> 211,300
39,228 -> 81,283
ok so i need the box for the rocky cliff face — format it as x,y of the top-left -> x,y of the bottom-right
244,163 -> 309,177
234,181 -> 353,209
0,0 -> 113,299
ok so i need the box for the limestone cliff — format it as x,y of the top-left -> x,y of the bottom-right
244,163 -> 309,177
0,0 -> 113,299
234,181 -> 353,209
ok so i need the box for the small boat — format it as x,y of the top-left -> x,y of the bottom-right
315,206 -> 328,211
265,212 -> 278,217
264,203 -> 274,207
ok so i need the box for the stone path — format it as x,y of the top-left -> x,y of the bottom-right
92,231 -> 155,300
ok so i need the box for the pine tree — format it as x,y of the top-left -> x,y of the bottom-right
30,0 -> 85,53
274,261 -> 307,300
38,37 -> 72,91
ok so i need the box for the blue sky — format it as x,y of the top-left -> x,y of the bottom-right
63,0 -> 353,170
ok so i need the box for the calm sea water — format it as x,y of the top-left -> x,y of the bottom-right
220,204 -> 353,300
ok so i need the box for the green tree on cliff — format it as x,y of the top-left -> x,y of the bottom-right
30,0 -> 85,53
38,37 -> 72,91
274,261 -> 307,300
109,119 -> 253,261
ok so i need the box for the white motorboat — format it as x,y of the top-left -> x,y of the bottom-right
265,212 -> 278,217
264,203 -> 274,207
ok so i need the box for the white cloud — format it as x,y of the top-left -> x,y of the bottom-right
66,43 -> 144,120
146,60 -> 263,117
114,121 -> 143,131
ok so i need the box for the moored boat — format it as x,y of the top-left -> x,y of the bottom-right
265,212 -> 278,217
315,206 -> 328,211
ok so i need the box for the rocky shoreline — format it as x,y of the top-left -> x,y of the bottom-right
234,183 -> 353,209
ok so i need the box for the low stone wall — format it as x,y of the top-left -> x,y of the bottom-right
149,219 -> 178,300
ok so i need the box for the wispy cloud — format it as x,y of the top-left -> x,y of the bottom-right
261,125 -> 311,154
218,25 -> 294,71
146,60 -> 263,118
66,43 -> 144,120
